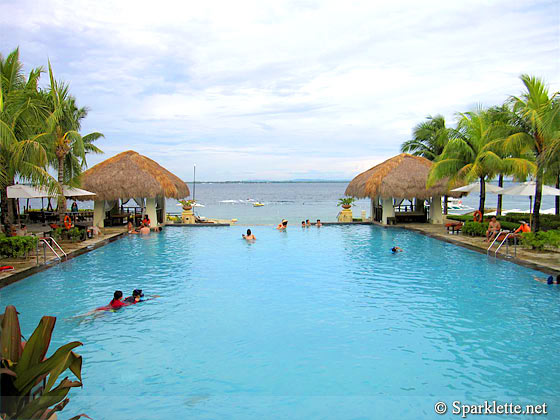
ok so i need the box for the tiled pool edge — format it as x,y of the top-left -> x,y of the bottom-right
400,224 -> 559,276
0,232 -> 126,290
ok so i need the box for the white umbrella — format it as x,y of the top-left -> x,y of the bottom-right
451,182 -> 504,194
501,181 -> 560,227
7,185 -> 95,199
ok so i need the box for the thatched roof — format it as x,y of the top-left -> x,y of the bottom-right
345,153 -> 462,200
80,150 -> 190,201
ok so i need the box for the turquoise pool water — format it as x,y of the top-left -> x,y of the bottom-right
1,226 -> 559,419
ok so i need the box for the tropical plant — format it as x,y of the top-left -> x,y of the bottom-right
337,197 -> 355,207
0,236 -> 38,258
401,115 -> 451,213
43,62 -> 103,222
428,107 -> 534,214
0,305 -> 88,420
491,75 -> 559,231
0,48 -> 55,231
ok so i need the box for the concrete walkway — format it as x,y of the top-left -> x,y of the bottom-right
0,227 -> 127,289
399,219 -> 560,275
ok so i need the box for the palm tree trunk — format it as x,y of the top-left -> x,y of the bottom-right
533,167 -> 543,232
443,195 -> 448,215
57,156 -> 67,223
554,174 -> 560,216
496,174 -> 503,216
1,186 -> 9,233
479,177 -> 486,214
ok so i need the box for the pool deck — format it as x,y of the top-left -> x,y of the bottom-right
0,227 -> 127,289
395,219 -> 560,276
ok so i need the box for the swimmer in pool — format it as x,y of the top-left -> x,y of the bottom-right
242,229 -> 256,241
391,246 -> 403,253
533,274 -> 560,285
316,219 -> 322,227
277,220 -> 288,230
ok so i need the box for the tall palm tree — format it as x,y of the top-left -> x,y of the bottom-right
494,75 -> 559,231
428,107 -> 534,214
43,62 -> 103,221
401,115 -> 451,212
0,48 -> 54,230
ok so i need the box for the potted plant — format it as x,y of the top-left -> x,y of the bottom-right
338,197 -> 355,209
178,199 -> 195,211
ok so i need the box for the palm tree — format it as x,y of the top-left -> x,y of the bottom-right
494,75 -> 559,231
401,115 -> 451,212
428,107 -> 534,214
43,62 -> 103,221
0,48 -> 54,230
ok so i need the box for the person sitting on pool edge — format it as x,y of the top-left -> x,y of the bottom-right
534,274 -> 560,285
242,229 -> 256,240
514,220 -> 531,234
486,216 -> 501,242
316,219 -> 322,227
391,246 -> 403,253
277,219 -> 288,230
143,215 -> 151,227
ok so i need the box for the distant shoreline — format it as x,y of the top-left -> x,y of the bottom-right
185,180 -> 351,184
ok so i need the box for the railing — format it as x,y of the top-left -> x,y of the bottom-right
37,237 -> 67,264
487,230 -> 517,258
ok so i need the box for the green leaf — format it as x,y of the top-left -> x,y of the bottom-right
15,377 -> 80,419
17,316 -> 56,374
14,341 -> 82,394
1,305 -> 22,362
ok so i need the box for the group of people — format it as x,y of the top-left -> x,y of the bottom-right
128,215 -> 155,235
300,219 -> 322,228
486,216 -> 531,242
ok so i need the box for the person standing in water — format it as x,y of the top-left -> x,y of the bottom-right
277,220 -> 288,230
242,229 -> 256,240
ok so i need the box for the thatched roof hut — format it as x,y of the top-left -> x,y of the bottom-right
80,150 -> 189,201
345,153 -> 461,200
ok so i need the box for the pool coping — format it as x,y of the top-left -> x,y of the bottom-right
395,224 -> 559,276
0,232 -> 126,290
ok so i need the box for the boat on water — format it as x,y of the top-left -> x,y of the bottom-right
253,202 -> 264,207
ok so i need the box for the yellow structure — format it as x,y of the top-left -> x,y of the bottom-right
181,209 -> 196,224
337,208 -> 353,222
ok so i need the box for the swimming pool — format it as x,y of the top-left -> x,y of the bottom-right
1,225 -> 559,419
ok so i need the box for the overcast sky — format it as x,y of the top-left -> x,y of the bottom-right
1,0 -> 559,181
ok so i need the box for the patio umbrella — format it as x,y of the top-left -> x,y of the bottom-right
7,185 -> 96,199
501,181 -> 560,227
450,182 -> 504,194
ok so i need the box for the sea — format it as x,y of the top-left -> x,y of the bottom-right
19,182 -> 558,226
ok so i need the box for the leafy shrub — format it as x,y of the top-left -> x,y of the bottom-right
520,230 -> 560,250
52,227 -> 64,240
462,221 -> 489,236
68,227 -> 82,241
0,236 -> 38,258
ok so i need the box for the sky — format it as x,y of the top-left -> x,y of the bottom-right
1,0 -> 559,181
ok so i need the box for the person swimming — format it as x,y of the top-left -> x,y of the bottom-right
242,229 -> 256,240
277,219 -> 288,230
316,219 -> 322,227
391,246 -> 403,253
109,290 -> 126,309
533,274 -> 560,285
124,289 -> 145,304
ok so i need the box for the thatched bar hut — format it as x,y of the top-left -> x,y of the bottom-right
345,153 -> 460,225
80,150 -> 189,227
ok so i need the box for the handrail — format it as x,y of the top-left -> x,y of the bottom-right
495,231 -> 512,257
39,237 -> 67,260
487,231 -> 502,254
39,238 -> 61,261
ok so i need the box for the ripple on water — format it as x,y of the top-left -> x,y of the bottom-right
1,225 -> 559,419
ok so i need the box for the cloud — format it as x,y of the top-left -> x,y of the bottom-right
1,0 -> 558,180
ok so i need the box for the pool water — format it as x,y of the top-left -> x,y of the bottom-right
1,226 -> 559,419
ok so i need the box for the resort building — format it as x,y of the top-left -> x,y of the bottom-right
80,150 -> 190,228
345,153 -> 461,225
